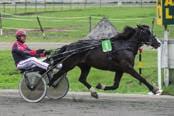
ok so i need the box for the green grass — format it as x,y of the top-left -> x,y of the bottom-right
0,51 -> 20,89
162,85 -> 174,96
0,7 -> 174,42
0,50 -> 158,94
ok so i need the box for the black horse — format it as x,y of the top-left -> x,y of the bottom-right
47,25 -> 161,98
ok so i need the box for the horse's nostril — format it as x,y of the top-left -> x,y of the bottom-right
158,43 -> 161,46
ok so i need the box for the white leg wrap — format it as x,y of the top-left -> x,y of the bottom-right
155,90 -> 163,95
101,84 -> 106,90
90,87 -> 96,93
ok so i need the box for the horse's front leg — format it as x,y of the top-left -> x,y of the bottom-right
78,64 -> 98,99
96,71 -> 123,90
126,67 -> 160,94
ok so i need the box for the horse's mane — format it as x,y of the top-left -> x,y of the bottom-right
111,26 -> 136,40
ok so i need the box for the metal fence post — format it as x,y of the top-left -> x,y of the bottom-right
44,0 -> 47,11
158,46 -> 162,90
35,0 -> 37,13
3,2 -> 5,13
61,0 -> 64,11
141,0 -> 143,8
0,13 -> 3,35
163,26 -> 169,86
99,0 -> 101,8
84,0 -> 87,8
25,0 -> 27,13
14,1 -> 17,14
69,0 -> 72,10
52,0 -> 55,11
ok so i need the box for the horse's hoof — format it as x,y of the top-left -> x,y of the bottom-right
91,92 -> 99,99
96,83 -> 102,89
152,87 -> 162,95
155,89 -> 163,95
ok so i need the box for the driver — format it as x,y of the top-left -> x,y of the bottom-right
11,29 -> 49,71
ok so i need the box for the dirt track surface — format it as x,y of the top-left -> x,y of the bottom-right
0,90 -> 174,116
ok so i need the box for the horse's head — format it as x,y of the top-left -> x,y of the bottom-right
136,25 -> 161,49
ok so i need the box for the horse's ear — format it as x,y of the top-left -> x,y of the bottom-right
137,25 -> 141,29
137,24 -> 149,29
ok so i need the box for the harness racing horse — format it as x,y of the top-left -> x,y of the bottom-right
47,25 -> 161,98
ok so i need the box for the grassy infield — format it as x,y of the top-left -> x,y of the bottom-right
0,6 -> 173,94
0,50 -> 157,94
1,7 -> 174,42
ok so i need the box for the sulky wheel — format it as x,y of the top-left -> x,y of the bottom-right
19,72 -> 47,103
47,73 -> 69,100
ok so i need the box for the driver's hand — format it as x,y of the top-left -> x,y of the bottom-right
44,50 -> 52,55
36,49 -> 45,54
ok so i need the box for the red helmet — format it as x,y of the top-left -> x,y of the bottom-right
16,29 -> 26,37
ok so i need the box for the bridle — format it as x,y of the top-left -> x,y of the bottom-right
136,28 -> 155,46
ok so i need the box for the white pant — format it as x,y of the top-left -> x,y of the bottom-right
17,57 -> 49,70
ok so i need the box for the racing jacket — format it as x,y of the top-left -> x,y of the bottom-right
11,40 -> 45,66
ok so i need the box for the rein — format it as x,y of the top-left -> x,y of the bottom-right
48,44 -> 99,59
48,44 -> 99,65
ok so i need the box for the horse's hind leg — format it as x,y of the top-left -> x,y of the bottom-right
96,71 -> 123,90
78,64 -> 98,99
